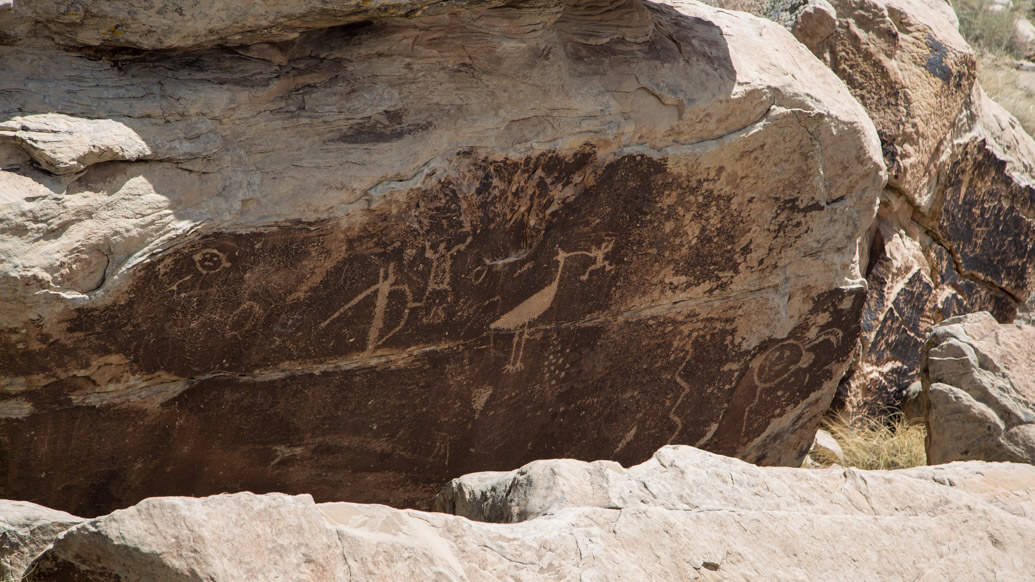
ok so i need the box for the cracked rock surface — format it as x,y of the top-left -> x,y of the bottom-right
0,0 -> 883,515
921,311 -> 1035,464
19,446 -> 1035,581
0,500 -> 82,580
762,0 -> 1035,413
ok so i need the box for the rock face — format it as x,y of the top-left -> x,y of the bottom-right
0,500 -> 82,580
0,0 -> 883,515
22,446 -> 1035,581
19,0 -> 459,50
857,87 -> 1035,412
768,0 -> 1035,413
921,312 -> 1035,464
25,493 -> 350,582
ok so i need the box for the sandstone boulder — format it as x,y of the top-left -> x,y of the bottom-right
769,0 -> 1035,413
921,311 -> 1035,464
23,446 -> 1035,581
0,500 -> 82,580
1013,16 -> 1035,61
26,493 -> 350,582
0,0 -> 884,515
805,427 -> 844,465
782,0 -> 976,201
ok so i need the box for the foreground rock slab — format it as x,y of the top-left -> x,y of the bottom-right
922,311 -> 1035,464
21,446 -> 1035,581
0,500 -> 82,580
0,0 -> 882,515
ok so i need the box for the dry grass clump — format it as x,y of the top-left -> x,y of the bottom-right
947,0 -> 1035,136
978,56 -> 1035,133
809,413 -> 927,470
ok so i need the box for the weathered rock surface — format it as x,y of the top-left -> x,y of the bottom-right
1013,16 -> 1035,61
14,0 -> 472,50
851,83 -> 1035,412
921,311 -> 1035,464
766,0 -> 1035,413
25,493 -> 350,582
0,0 -> 883,515
803,426 -> 844,466
804,0 -> 976,204
22,446 -> 1035,581
0,500 -> 82,580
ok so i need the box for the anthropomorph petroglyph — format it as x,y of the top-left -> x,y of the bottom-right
318,262 -> 415,354
419,237 -> 471,323
432,431 -> 451,465
193,248 -> 229,274
708,328 -> 844,454
490,242 -> 614,373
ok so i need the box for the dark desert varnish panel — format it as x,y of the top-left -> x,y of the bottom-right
2,145 -> 863,516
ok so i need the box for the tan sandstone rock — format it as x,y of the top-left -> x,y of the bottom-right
921,311 -> 1035,464
14,0 -> 482,50
768,0 -> 1035,414
22,446 -> 1035,581
1012,16 -> 1035,61
0,0 -> 884,515
0,500 -> 82,580
806,427 -> 844,465
25,493 -> 350,581
780,0 -> 975,202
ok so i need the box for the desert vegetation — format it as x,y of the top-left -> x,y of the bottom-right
954,0 -> 1021,55
978,58 -> 1035,132
809,413 -> 927,470
954,0 -> 1035,133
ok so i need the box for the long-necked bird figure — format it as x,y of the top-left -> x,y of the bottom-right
490,242 -> 613,373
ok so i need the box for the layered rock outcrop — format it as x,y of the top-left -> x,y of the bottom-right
921,311 -> 1035,464
0,0 -> 883,515
18,446 -> 1035,581
764,0 -> 1035,413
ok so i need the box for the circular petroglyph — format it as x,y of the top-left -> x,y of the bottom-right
193,248 -> 229,274
754,340 -> 806,387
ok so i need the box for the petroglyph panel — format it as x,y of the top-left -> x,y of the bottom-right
2,142 -> 867,515
0,0 -> 890,517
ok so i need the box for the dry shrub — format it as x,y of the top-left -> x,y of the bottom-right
954,0 -> 1020,56
949,0 -> 1035,136
809,413 -> 927,470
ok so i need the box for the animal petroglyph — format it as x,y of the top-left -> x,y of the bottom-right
319,262 -> 416,354
666,355 -> 694,445
490,242 -> 614,373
